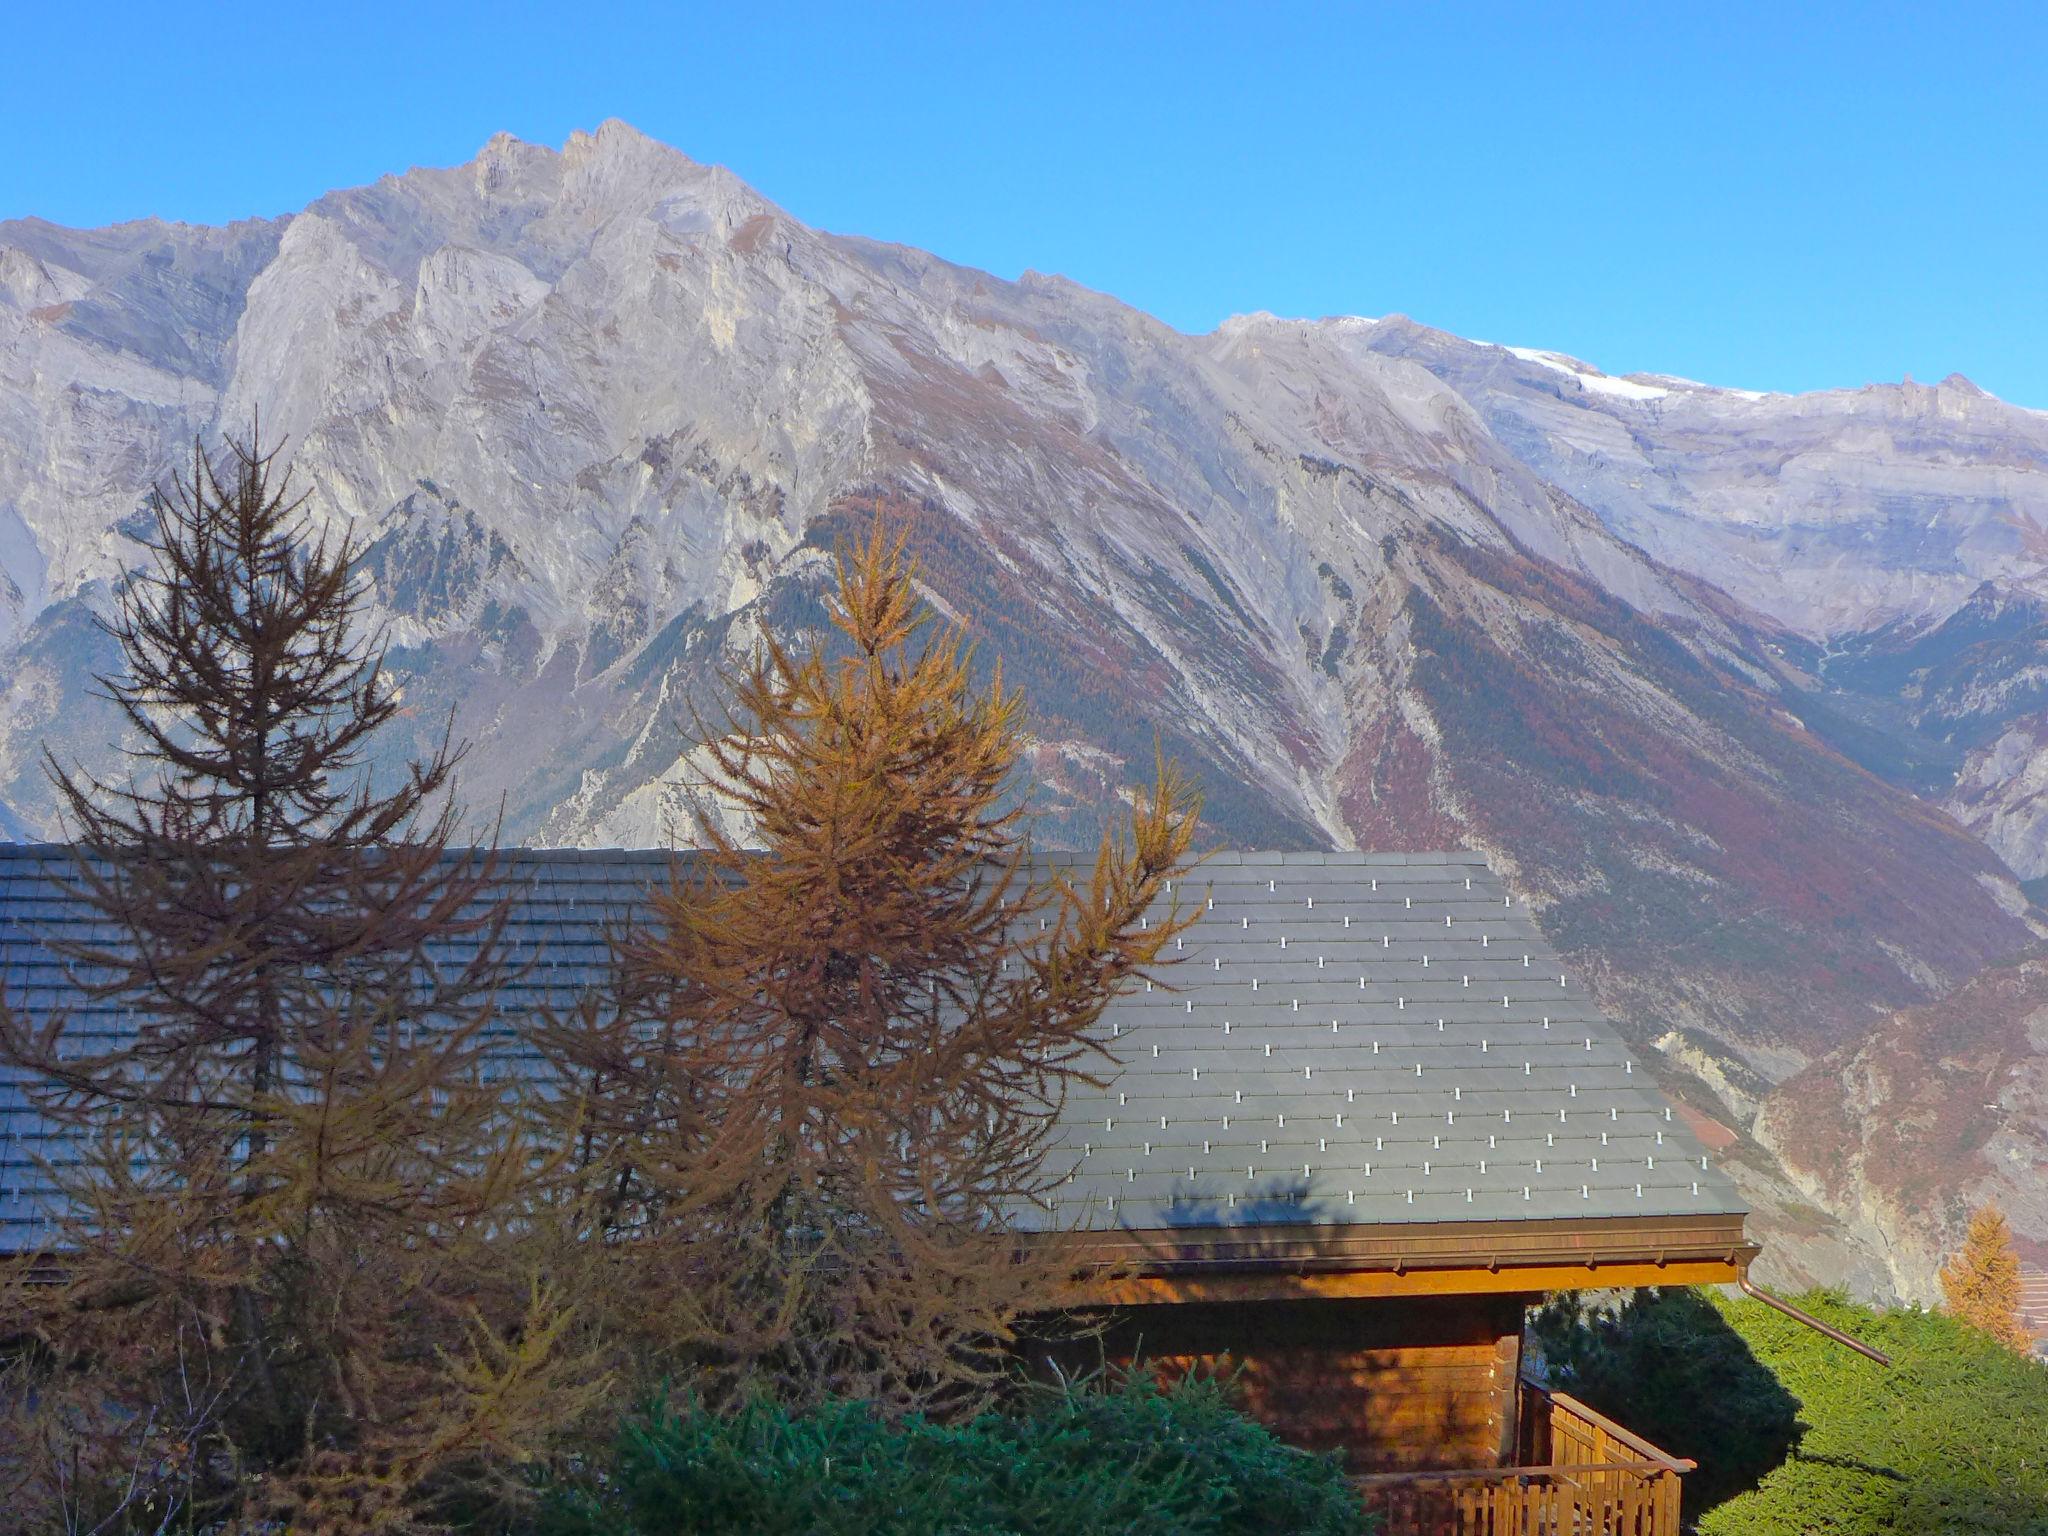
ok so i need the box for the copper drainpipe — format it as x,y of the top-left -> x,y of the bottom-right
1738,1275 -> 1892,1365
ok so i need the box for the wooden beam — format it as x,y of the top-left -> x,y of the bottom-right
1035,1212 -> 1756,1275
1492,1320 -> 1523,1466
1080,1256 -> 1745,1305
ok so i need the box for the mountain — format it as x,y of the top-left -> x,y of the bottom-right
1345,328 -> 2048,887
1785,581 -> 2048,879
2,120 -> 2043,1295
1353,330 -> 2048,643
1758,952 -> 2048,1301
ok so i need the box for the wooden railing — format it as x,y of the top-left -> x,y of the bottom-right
1354,1384 -> 1689,1536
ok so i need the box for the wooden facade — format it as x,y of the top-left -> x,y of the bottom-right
1042,1287 -> 1703,1536
1059,1292 -> 1530,1472
1041,1212 -> 1749,1535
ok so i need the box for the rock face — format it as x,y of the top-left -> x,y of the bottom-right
1758,954 -> 2048,1301
1951,717 -> 2048,882
3,121 -> 2045,1291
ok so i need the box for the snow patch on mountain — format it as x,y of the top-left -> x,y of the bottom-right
1502,346 -> 1671,400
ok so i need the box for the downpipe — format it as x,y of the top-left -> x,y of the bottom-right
1739,1274 -> 1892,1365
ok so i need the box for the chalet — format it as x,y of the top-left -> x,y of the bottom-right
2,844 -> 1776,1534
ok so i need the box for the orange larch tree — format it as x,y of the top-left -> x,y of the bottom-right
537,518 -> 1201,1415
1940,1201 -> 2030,1350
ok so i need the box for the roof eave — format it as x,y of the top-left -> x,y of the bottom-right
1030,1210 -> 1757,1301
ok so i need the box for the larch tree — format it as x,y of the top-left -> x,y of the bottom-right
536,519 -> 1201,1415
0,433 -> 598,1534
1940,1202 -> 2030,1350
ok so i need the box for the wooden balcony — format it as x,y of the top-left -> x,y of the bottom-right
1354,1383 -> 1690,1536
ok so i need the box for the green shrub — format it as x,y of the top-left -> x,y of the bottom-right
535,1369 -> 1368,1536
1697,1290 -> 2048,1536
1536,1285 -> 2048,1536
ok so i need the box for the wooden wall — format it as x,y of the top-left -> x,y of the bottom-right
1036,1292 -> 1533,1473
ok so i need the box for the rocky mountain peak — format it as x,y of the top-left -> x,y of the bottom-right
563,116 -> 668,160
5,123 -> 2048,1293
471,129 -> 562,199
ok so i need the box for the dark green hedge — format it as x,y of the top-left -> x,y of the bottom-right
1534,1286 -> 2048,1536
536,1370 -> 1369,1536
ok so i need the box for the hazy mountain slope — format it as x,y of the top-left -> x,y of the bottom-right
1350,529 -> 2032,1069
1704,581 -> 2048,877
1349,322 -> 2048,881
1,121 -> 2043,1292
1357,322 -> 2048,640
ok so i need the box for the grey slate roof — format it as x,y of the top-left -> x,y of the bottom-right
0,844 -> 1745,1253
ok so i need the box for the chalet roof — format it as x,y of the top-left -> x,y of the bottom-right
0,844 -> 1746,1257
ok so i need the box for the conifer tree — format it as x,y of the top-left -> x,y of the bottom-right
537,519 -> 1200,1415
1940,1202 -> 2030,1350
0,432 -> 597,1533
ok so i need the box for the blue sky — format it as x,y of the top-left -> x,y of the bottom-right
6,1 -> 2044,405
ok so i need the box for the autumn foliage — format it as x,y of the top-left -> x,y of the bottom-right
0,434 -> 599,1533
0,464 -> 1202,1530
1939,1202 -> 2030,1350
536,520 -> 1201,1414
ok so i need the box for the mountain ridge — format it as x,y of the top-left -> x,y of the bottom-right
3,120 -> 2045,1298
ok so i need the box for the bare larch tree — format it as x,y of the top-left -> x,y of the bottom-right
0,432 -> 598,1535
